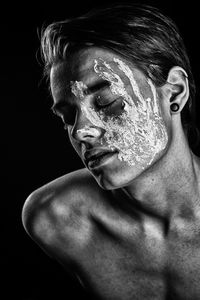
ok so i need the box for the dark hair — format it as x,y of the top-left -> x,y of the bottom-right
40,3 -> 199,151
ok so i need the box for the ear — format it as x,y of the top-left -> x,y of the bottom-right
162,66 -> 189,114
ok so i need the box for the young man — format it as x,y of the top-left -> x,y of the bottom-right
22,3 -> 200,299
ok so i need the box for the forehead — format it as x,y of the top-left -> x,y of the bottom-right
50,47 -> 146,100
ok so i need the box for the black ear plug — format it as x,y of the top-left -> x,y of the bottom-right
170,103 -> 179,112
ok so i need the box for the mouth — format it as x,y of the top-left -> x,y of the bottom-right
85,150 -> 118,169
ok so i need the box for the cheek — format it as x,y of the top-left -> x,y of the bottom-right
107,82 -> 168,168
103,109 -> 167,168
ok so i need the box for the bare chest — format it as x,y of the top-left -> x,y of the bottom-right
69,213 -> 165,300
166,218 -> 200,299
72,214 -> 200,300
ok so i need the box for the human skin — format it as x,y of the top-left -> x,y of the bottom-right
50,47 -> 200,215
23,47 -> 200,299
51,48 -> 170,191
70,57 -> 168,168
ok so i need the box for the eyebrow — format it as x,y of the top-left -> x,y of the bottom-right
51,79 -> 110,114
86,78 -> 110,94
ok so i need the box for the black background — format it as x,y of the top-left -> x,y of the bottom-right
3,1 -> 200,299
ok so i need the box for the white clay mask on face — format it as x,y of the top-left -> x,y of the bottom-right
70,58 -> 168,169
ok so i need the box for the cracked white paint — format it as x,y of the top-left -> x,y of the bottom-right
70,80 -> 87,99
70,58 -> 168,169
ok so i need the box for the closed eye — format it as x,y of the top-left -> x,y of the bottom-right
96,97 -> 117,108
97,97 -> 125,116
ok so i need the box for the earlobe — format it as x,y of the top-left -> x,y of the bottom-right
170,103 -> 180,113
165,66 -> 189,113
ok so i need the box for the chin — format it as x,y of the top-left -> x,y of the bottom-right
90,149 -> 168,190
90,162 -> 146,190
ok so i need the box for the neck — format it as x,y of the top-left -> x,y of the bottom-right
123,128 -> 200,219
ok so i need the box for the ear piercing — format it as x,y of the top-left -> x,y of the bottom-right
170,103 -> 179,112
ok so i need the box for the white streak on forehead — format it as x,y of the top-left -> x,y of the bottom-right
94,59 -> 133,108
113,57 -> 146,109
93,58 -> 139,120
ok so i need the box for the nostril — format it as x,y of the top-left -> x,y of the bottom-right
76,126 -> 101,140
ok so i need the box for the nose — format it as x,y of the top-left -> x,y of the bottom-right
76,126 -> 102,141
70,110 -> 103,143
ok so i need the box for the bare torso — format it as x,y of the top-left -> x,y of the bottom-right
26,168 -> 200,300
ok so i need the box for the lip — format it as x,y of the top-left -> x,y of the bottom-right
84,149 -> 118,169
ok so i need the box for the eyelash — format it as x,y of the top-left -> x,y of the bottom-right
95,96 -> 116,108
96,97 -> 125,114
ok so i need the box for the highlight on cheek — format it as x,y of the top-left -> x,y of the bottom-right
69,57 -> 168,169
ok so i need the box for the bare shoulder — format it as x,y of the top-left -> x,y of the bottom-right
22,168 -> 106,258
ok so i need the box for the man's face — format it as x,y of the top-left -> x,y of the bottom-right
50,47 -> 169,189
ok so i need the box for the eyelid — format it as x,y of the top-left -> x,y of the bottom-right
98,97 -> 125,116
96,96 -> 119,107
